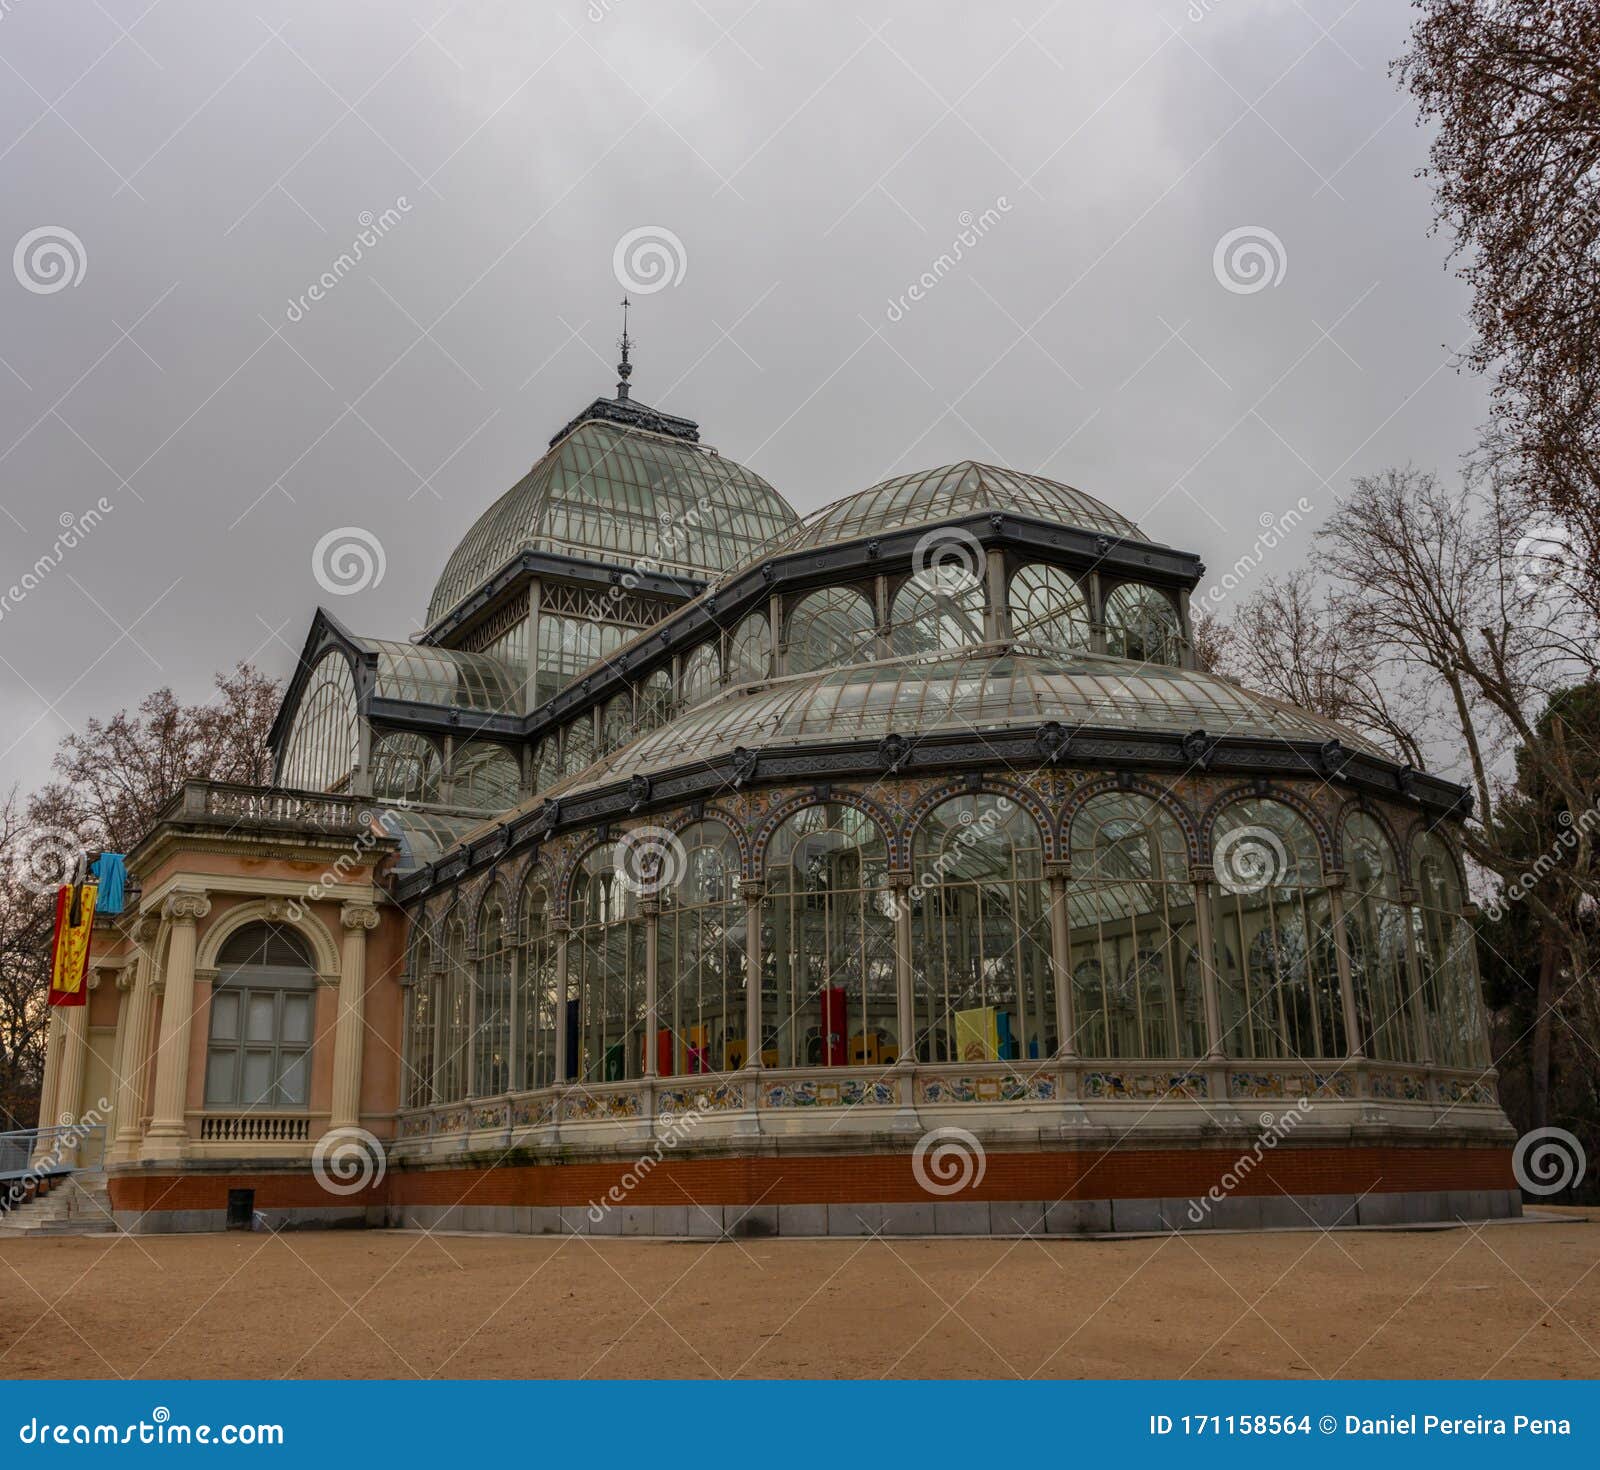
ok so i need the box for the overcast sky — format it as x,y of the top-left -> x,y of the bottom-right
0,0 -> 1486,798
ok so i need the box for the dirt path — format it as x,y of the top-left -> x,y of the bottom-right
2,1215 -> 1596,1379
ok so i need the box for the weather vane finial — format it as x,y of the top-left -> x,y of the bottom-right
616,293 -> 633,401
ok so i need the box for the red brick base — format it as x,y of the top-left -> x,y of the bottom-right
108,1144 -> 1516,1215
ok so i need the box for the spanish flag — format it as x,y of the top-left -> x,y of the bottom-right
47,880 -> 97,1007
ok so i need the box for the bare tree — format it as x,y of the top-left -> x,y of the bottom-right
1397,0 -> 1600,604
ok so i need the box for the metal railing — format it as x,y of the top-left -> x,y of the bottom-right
0,1124 -> 108,1210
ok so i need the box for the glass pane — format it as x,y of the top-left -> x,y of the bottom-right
208,990 -> 239,1042
241,1050 -> 273,1103
277,1050 -> 310,1106
280,993 -> 312,1046
245,993 -> 277,1044
204,1050 -> 237,1105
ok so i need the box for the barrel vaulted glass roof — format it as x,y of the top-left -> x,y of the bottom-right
357,637 -> 523,714
543,645 -> 1387,798
729,463 -> 1146,576
427,420 -> 798,624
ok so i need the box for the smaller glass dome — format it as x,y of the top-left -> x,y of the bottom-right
735,462 -> 1146,573
358,638 -> 524,714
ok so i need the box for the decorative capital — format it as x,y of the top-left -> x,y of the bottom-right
738,878 -> 765,902
162,891 -> 211,925
639,898 -> 661,919
116,968 -> 136,992
340,902 -> 381,932
1189,864 -> 1215,886
1043,860 -> 1072,883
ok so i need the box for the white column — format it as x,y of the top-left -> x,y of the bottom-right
984,547 -> 1007,641
553,926 -> 571,1085
111,916 -> 160,1161
329,901 -> 380,1133
144,890 -> 211,1161
641,901 -> 660,1078
741,880 -> 763,1068
52,996 -> 92,1162
889,875 -> 915,1062
30,1012 -> 67,1165
1191,866 -> 1226,1060
1399,886 -> 1435,1067
1046,865 -> 1075,1057
1327,875 -> 1365,1059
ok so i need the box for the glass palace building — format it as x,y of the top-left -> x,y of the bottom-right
42,361 -> 1519,1236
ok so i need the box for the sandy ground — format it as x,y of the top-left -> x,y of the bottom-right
1,1213 -> 1596,1380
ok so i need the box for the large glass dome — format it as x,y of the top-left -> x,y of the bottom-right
427,420 -> 799,624
543,646 -> 1387,796
738,462 -> 1147,571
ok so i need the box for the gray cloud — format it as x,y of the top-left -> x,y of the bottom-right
0,0 -> 1485,794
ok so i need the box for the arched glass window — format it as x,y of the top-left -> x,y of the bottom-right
518,879 -> 557,1091
761,804 -> 895,1068
569,847 -> 646,1083
1067,795 -> 1203,1058
561,715 -> 595,778
600,693 -> 634,755
680,642 -> 721,707
659,822 -> 747,1074
888,573 -> 985,656
453,742 -> 520,810
1211,799 -> 1344,1060
910,795 -> 1053,1063
726,611 -> 771,684
205,924 -> 316,1108
473,894 -> 512,1096
371,731 -> 441,804
637,669 -> 674,736
279,650 -> 359,792
404,931 -> 435,1108
437,917 -> 470,1102
785,587 -> 877,675
1413,833 -> 1488,1068
533,738 -> 562,793
1342,813 -> 1422,1063
1008,563 -> 1090,650
1104,582 -> 1182,665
